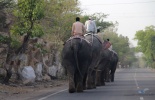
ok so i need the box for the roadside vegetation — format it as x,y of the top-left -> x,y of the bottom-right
134,25 -> 155,68
0,0 -> 138,84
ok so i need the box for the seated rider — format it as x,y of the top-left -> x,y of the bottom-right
107,39 -> 112,50
71,17 -> 86,36
85,17 -> 97,34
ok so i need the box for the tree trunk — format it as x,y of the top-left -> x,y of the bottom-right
3,68 -> 12,84
3,34 -> 31,84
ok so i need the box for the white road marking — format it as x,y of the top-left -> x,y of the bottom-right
134,72 -> 139,89
140,97 -> 144,100
144,88 -> 149,92
134,71 -> 145,100
38,89 -> 67,100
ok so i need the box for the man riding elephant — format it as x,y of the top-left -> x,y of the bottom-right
85,17 -> 97,34
72,17 -> 86,36
61,17 -> 92,93
84,17 -> 103,89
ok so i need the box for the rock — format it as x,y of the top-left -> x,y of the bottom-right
35,63 -> 43,81
21,66 -> 36,84
42,74 -> 51,81
48,65 -> 58,78
0,68 -> 6,78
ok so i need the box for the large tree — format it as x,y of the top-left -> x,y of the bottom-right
0,0 -> 15,83
134,25 -> 155,68
1,0 -> 45,84
41,0 -> 81,42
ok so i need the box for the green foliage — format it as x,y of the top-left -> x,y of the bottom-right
0,34 -> 20,48
0,0 -> 14,10
0,34 -> 9,43
11,38 -> 21,48
134,25 -> 155,68
41,0 -> 81,42
34,43 -> 48,54
11,0 -> 45,37
31,24 -> 44,37
16,0 -> 44,20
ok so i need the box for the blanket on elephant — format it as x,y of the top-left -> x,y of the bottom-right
65,35 -> 91,45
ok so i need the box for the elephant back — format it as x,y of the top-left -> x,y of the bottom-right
65,35 -> 91,46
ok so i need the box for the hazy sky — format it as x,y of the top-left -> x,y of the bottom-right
79,0 -> 155,46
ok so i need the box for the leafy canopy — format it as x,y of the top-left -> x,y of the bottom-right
11,0 -> 45,37
134,25 -> 155,67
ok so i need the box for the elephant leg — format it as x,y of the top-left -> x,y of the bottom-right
106,68 -> 110,82
75,71 -> 83,92
77,62 -> 90,92
111,66 -> 116,82
67,66 -> 76,93
68,75 -> 75,93
76,81 -> 83,92
92,70 -> 96,88
100,71 -> 105,86
86,68 -> 94,89
96,70 -> 102,86
111,72 -> 115,82
83,73 -> 87,90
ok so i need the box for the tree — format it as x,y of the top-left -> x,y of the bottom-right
12,0 -> 45,53
0,0 -> 14,10
134,25 -> 155,68
41,0 -> 81,43
1,0 -> 45,84
0,0 -> 15,83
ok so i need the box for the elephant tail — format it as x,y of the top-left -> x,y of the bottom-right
73,44 -> 83,79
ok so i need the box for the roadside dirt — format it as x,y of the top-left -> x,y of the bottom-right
0,79 -> 68,100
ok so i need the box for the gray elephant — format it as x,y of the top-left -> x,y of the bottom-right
61,36 -> 92,93
84,34 -> 103,89
105,51 -> 118,82
96,40 -> 118,86
95,48 -> 111,86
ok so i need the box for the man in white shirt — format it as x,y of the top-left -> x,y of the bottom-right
85,17 -> 97,34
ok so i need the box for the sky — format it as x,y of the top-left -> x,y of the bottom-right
78,0 -> 155,47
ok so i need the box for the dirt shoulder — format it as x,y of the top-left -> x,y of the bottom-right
0,79 -> 68,100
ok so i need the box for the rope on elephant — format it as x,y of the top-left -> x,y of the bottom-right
65,35 -> 91,46
97,69 -> 102,72
88,67 -> 96,71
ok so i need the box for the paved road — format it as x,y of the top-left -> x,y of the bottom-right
37,68 -> 155,100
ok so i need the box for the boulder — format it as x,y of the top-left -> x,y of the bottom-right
21,66 -> 36,84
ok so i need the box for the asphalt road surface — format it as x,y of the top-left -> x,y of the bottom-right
37,68 -> 155,100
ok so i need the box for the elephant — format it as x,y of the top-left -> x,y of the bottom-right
61,36 -> 92,93
104,51 -> 118,82
84,33 -> 103,89
96,50 -> 110,86
96,40 -> 118,86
